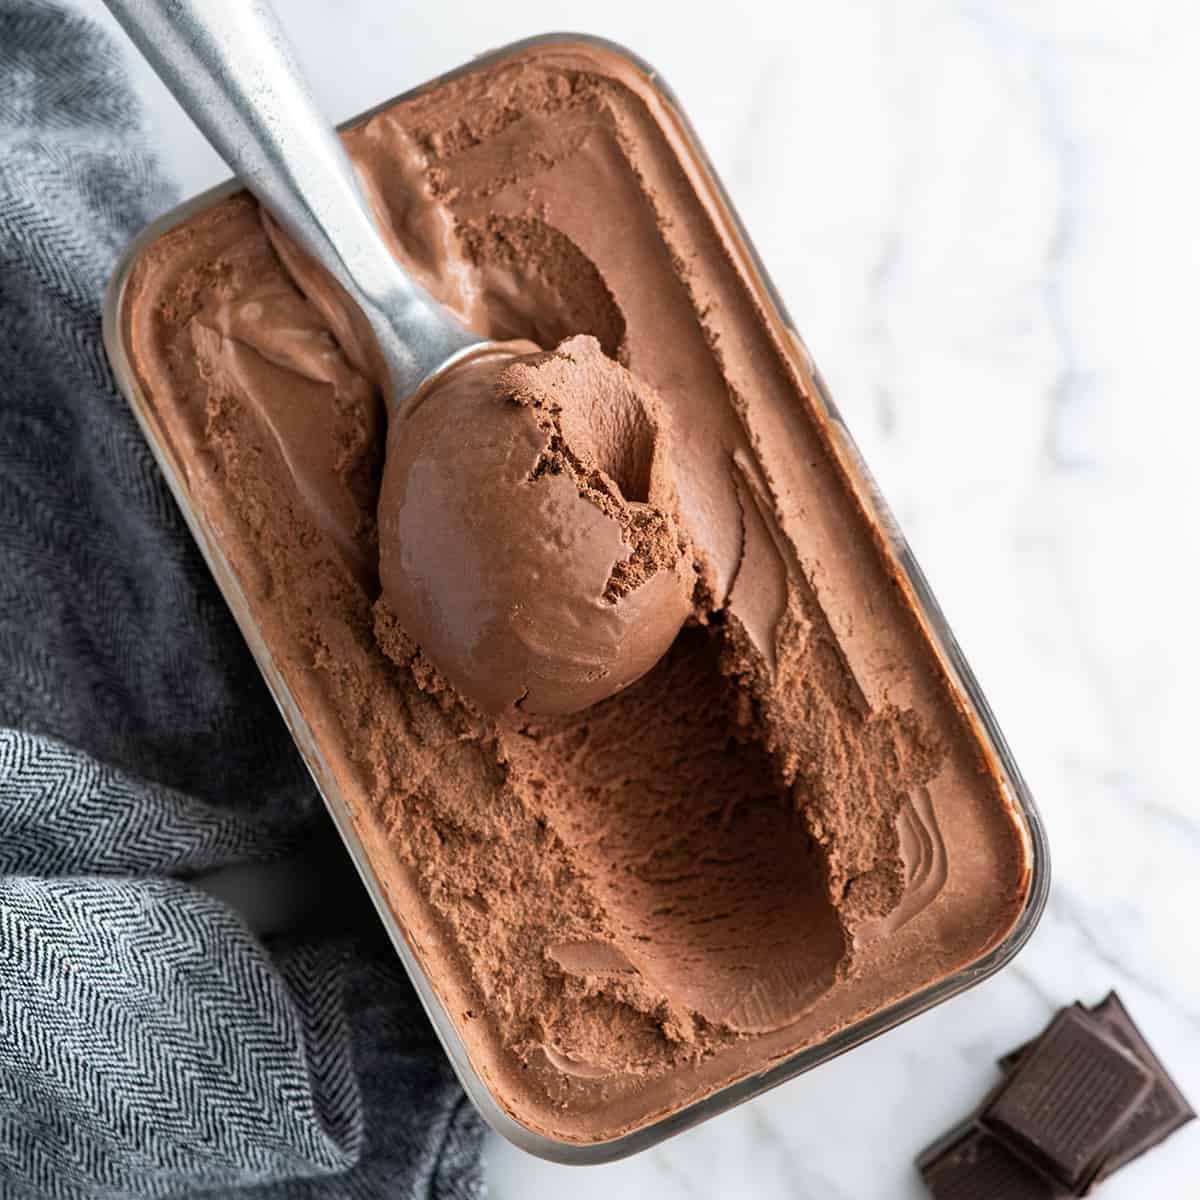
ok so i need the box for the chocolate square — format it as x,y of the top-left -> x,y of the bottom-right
1088,992 -> 1196,1181
995,993 -> 1195,1185
982,1007 -> 1152,1192
919,1123 -> 1065,1199
996,1003 -> 1087,1072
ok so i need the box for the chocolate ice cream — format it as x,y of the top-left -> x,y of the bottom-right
378,335 -> 693,715
118,39 -> 1034,1142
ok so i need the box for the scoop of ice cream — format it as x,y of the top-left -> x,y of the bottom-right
377,334 -> 694,716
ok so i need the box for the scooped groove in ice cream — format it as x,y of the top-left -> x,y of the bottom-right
377,334 -> 694,716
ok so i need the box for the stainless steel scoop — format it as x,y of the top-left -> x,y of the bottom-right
103,0 -> 483,401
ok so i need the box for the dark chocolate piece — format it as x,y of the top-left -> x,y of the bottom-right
982,1007 -> 1152,1193
918,1124 -> 1065,1199
995,993 -> 1195,1184
1088,992 -> 1196,1181
997,1003 -> 1087,1072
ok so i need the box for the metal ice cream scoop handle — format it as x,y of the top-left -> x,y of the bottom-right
103,0 -> 482,401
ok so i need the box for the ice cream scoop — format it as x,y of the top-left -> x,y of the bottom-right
379,336 -> 694,716
106,0 -> 696,716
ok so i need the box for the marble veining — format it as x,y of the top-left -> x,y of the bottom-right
73,0 -> 1200,1194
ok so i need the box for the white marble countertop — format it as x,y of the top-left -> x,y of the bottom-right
75,0 -> 1200,1194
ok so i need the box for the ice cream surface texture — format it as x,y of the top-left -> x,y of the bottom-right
120,39 -> 1033,1143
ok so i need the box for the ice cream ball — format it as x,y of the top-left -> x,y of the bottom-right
377,334 -> 694,716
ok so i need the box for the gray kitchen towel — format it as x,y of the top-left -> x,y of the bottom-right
0,2 -> 485,1196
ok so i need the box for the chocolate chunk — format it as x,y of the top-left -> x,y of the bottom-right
926,994 -> 1195,1198
1087,992 -> 1196,1181
918,1124 -> 1066,1198
982,1007 -> 1153,1193
996,1002 -> 1087,1072
994,993 -> 1195,1183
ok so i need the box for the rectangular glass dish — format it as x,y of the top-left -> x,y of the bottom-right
103,34 -> 1049,1164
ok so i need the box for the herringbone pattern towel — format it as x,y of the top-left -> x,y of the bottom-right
0,2 -> 485,1196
